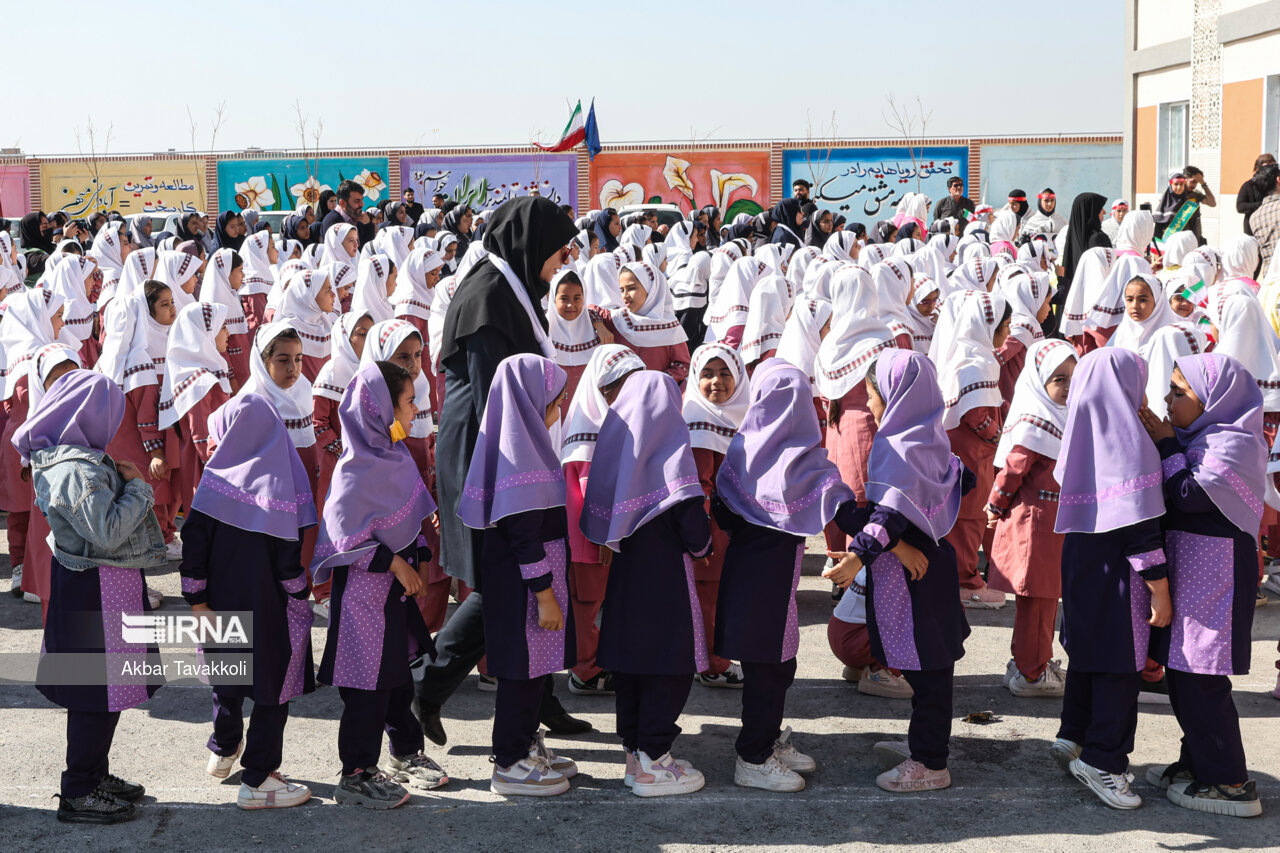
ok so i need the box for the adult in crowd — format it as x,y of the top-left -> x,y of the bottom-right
1249,162 -> 1280,271
933,177 -> 975,224
320,180 -> 376,247
1154,167 -> 1216,242
792,179 -> 812,204
1237,153 -> 1275,236
402,188 -> 425,224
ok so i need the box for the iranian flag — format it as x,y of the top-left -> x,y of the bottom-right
533,101 -> 586,152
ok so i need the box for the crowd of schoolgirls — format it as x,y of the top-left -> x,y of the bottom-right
1,180 -> 1272,823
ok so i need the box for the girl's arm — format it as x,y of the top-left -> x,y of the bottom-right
986,445 -> 1037,520
960,405 -> 1002,445
673,496 -> 713,559
1156,437 -> 1226,515
1123,516 -> 1172,627
665,342 -> 691,389
179,509 -> 215,606
495,509 -> 553,592
270,529 -> 310,600
313,396 -> 341,458
55,463 -> 156,553
836,502 -> 911,565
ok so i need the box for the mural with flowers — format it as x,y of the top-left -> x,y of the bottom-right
216,157 -> 390,213
589,150 -> 770,219
399,154 -> 576,212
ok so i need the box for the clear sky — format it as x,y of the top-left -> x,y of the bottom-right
7,0 -> 1124,155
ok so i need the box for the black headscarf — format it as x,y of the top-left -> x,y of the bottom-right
1007,189 -> 1029,218
592,208 -> 619,252
19,212 -> 55,254
771,198 -> 802,232
804,208 -> 833,248
440,196 -> 577,362
1061,192 -> 1110,287
727,220 -> 753,241
281,214 -> 308,244
442,205 -> 472,256
214,210 -> 244,251
895,222 -> 920,242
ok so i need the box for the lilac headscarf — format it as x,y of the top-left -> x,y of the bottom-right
14,371 -> 124,465
193,394 -> 318,541
310,362 -> 438,582
864,350 -> 962,542
715,358 -> 854,536
459,354 -> 568,529
1054,348 -> 1165,534
1172,352 -> 1266,541
581,370 -> 704,551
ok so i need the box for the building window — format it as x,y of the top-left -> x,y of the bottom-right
1265,76 -> 1280,161
1157,100 -> 1189,184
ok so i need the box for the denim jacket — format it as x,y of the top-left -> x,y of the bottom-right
29,445 -> 167,571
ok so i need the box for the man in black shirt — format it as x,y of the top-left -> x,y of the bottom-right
1237,153 -> 1276,236
320,179 -> 376,246
932,176 -> 975,224
792,179 -> 812,204
402,188 -> 425,224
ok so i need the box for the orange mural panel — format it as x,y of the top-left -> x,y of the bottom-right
1222,78 -> 1264,191
589,150 -> 771,220
1134,105 -> 1158,195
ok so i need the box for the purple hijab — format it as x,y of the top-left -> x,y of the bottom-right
459,354 -> 567,529
310,362 -> 438,582
864,349 -> 962,542
14,371 -> 123,465
1054,348 -> 1165,533
716,358 -> 854,536
1173,352 -> 1266,541
581,370 -> 704,551
193,394 -> 318,541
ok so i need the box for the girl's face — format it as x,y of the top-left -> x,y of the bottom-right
698,357 -> 736,404
608,216 -> 621,237
819,213 -> 833,234
992,317 -> 1012,349
1035,291 -> 1052,323
265,338 -> 304,389
915,289 -> 940,318
390,333 -> 424,380
426,266 -> 441,288
342,229 -> 359,259
601,369 -> 639,406
555,282 -> 584,321
266,239 -> 279,265
1170,293 -> 1193,317
865,377 -> 886,426
384,267 -> 398,297
44,360 -> 77,390
50,306 -> 65,339
819,318 -> 832,340
544,387 -> 567,428
540,247 -> 569,283
151,288 -> 176,325
1044,356 -> 1076,405
1166,366 -> 1206,429
228,264 -> 244,291
393,382 -> 418,434
349,315 -> 374,358
181,272 -> 198,295
619,270 -> 647,311
298,219 -> 312,238
443,243 -> 457,263
215,324 -> 230,352
315,278 -> 336,314
1124,280 -> 1155,322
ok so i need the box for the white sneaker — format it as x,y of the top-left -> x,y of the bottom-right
734,753 -> 804,792
858,667 -> 913,698
873,740 -> 912,770
207,741 -> 244,778
1049,738 -> 1082,773
631,750 -> 705,797
8,563 -> 22,598
530,730 -> 576,779
1002,658 -> 1018,687
165,539 -> 184,561
490,756 -> 569,797
146,586 -> 164,610
961,585 -> 1007,609
22,590 -> 40,603
237,771 -> 311,809
696,661 -> 745,688
771,726 -> 815,773
624,748 -> 690,788
311,599 -> 330,620
1008,665 -> 1066,697
1069,757 -> 1142,809
1262,573 -> 1280,597
841,665 -> 863,683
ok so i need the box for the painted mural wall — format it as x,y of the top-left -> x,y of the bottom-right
589,150 -> 770,220
41,159 -> 204,217
0,165 -> 29,218
217,157 -> 391,212
783,146 -> 969,221
977,143 -> 1122,210
399,154 -> 576,210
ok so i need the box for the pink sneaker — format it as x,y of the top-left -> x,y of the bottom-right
961,585 -> 1007,609
876,758 -> 952,792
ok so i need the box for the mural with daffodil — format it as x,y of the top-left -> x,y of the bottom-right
217,157 -> 390,213
590,151 -> 769,219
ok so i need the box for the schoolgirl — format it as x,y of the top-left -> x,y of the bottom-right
603,260 -> 690,386
198,248 -> 252,390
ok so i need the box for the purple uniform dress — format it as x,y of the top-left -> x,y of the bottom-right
478,507 -> 576,680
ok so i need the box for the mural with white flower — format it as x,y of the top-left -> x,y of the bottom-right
217,157 -> 390,213
589,150 -> 770,219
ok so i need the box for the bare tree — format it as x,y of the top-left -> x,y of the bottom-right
883,95 -> 933,194
293,100 -> 323,182
74,117 -> 115,214
802,109 -> 839,197
186,101 -> 227,212
529,126 -> 547,194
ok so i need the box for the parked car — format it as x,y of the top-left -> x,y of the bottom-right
616,203 -> 686,231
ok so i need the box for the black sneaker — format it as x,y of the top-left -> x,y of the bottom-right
539,710 -> 594,736
568,671 -> 615,696
98,773 -> 145,803
334,768 -> 410,810
1167,779 -> 1262,818
56,789 -> 137,824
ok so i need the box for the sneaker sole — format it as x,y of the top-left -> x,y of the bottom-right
237,790 -> 312,810
961,598 -> 1007,610
734,768 -> 805,792
1009,683 -> 1065,698
1069,763 -> 1142,810
334,789 -> 410,809
858,681 -> 914,699
632,774 -> 706,797
489,777 -> 570,797
1166,784 -> 1262,818
391,771 -> 450,791
875,771 -> 951,792
778,755 -> 816,774
696,677 -> 744,689
873,743 -> 911,770
57,807 -> 138,824
567,683 -> 615,696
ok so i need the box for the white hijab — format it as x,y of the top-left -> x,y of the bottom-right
1060,247 -> 1114,337
1087,252 -> 1151,331
96,294 -> 157,394
0,288 -> 63,400
815,265 -> 895,399
351,253 -> 396,324
313,312 -> 366,403
320,223 -> 357,268
42,256 -> 96,345
928,290 -> 1007,429
871,258 -> 915,342
155,250 -> 200,311
198,248 -> 248,336
707,255 -> 767,341
238,320 -> 316,448
560,343 -> 646,464
669,252 -> 711,313
113,247 -> 157,304
360,319 -> 434,437
776,297 -> 834,395
427,274 -> 460,373
1106,272 -> 1180,352
997,267 -> 1048,348
391,246 -> 445,321
994,339 -> 1075,468
158,301 -> 232,428
613,260 -> 686,347
683,342 -> 750,454
376,225 -> 415,269
1140,321 -> 1209,419
1215,293 -> 1280,411
238,230 -> 277,296
740,273 -> 794,365
546,270 -> 601,367
582,251 -> 623,309
276,269 -> 338,359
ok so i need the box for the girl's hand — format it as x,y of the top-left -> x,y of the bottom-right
1139,406 -> 1175,443
430,513 -> 440,530
390,555 -> 425,598
693,556 -> 709,572
985,508 -> 1000,528
149,456 -> 168,480
593,320 -> 614,346
822,551 -> 862,588
115,460 -> 144,482
891,540 -> 929,581
598,545 -> 613,568
535,588 -> 563,630
1147,578 -> 1173,627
